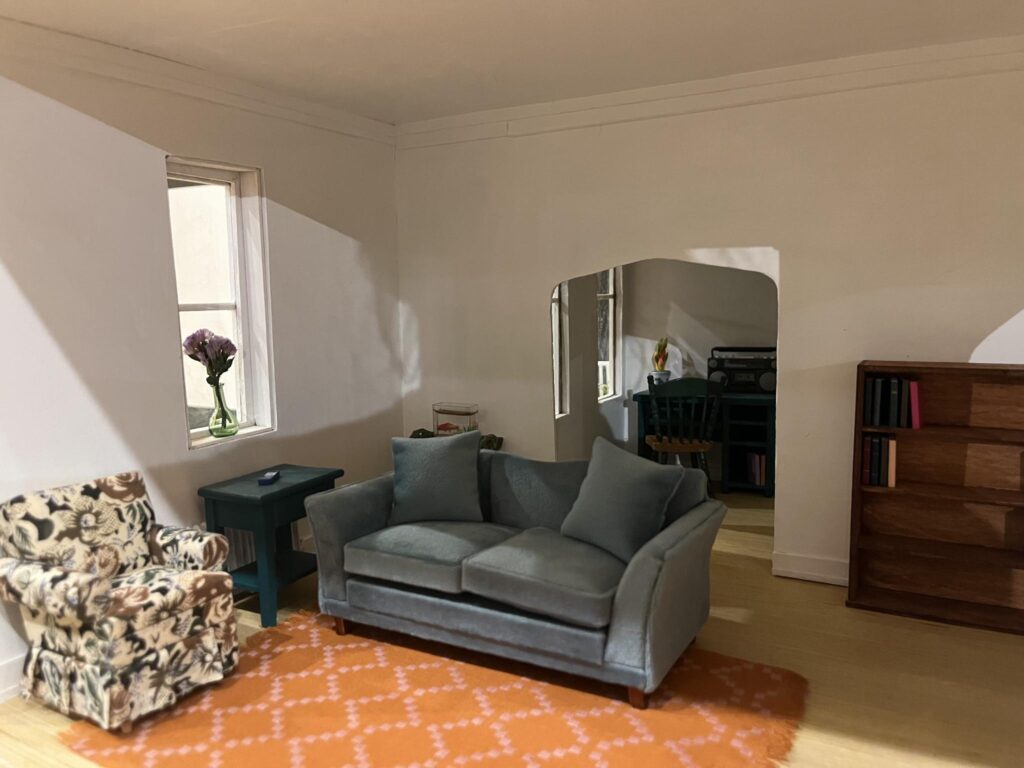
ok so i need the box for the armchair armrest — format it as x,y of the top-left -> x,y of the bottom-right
0,557 -> 110,626
149,525 -> 230,571
604,500 -> 727,691
306,474 -> 393,607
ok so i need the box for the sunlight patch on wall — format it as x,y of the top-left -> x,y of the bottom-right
970,308 -> 1024,364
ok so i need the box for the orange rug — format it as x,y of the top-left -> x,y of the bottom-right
62,612 -> 807,767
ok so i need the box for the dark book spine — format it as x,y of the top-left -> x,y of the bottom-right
863,376 -> 873,425
899,378 -> 910,428
871,379 -> 883,427
861,437 -> 872,485
888,378 -> 900,427
880,437 -> 890,484
870,436 -> 881,485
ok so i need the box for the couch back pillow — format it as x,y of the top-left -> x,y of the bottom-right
560,437 -> 682,562
488,453 -> 590,530
664,467 -> 709,525
390,431 -> 483,525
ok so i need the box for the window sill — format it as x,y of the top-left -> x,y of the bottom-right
188,424 -> 276,451
598,392 -> 620,403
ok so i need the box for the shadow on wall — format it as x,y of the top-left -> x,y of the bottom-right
550,249 -> 779,461
0,75 -> 412,657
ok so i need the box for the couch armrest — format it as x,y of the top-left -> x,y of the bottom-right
0,557 -> 111,627
149,525 -> 230,571
306,474 -> 393,607
604,500 -> 726,690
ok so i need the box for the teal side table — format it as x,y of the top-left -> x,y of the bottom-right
198,463 -> 344,627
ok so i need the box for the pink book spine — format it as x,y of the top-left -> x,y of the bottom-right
909,381 -> 921,429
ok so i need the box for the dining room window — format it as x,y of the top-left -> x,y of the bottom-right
551,281 -> 570,416
597,267 -> 620,399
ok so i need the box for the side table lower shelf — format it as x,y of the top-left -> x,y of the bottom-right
230,550 -> 318,592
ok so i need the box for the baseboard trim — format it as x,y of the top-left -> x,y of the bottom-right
0,653 -> 23,702
772,552 -> 849,587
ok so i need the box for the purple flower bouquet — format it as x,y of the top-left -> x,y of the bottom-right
183,329 -> 239,437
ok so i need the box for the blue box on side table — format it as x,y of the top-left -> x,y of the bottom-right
198,463 -> 344,627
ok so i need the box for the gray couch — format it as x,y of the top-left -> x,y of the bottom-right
306,450 -> 726,707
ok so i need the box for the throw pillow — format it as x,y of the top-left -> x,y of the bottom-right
390,431 -> 483,525
560,437 -> 682,562
489,453 -> 590,530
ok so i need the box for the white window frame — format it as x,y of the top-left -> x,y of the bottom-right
597,267 -> 621,402
551,281 -> 570,418
167,157 -> 276,449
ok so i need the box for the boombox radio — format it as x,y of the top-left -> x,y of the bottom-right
707,347 -> 777,394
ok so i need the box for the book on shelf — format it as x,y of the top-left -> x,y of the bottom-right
908,380 -> 921,429
887,439 -> 897,488
871,378 -> 883,426
746,451 -> 767,487
864,375 -> 921,429
887,378 -> 900,427
899,379 -> 909,428
862,435 -> 897,487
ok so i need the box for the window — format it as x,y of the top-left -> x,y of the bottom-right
167,158 -> 275,447
597,267 -> 620,399
551,281 -> 569,417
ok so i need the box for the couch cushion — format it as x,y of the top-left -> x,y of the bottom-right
345,522 -> 518,594
488,453 -> 589,530
390,431 -> 483,525
560,437 -> 682,562
346,578 -> 609,666
665,467 -> 709,525
462,528 -> 626,629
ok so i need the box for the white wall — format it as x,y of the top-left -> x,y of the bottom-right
396,58 -> 1024,587
622,258 -> 778,384
0,60 -> 400,694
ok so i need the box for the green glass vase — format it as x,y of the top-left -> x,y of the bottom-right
208,382 -> 239,437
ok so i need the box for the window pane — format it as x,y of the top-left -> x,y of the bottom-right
597,269 -> 611,294
168,181 -> 235,305
179,309 -> 244,428
598,298 -> 611,398
597,298 -> 610,361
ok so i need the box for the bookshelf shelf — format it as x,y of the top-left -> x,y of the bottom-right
848,360 -> 1024,635
858,533 -> 1024,568
860,481 -> 1024,506
860,424 -> 1024,444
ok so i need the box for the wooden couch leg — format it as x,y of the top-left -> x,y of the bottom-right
627,687 -> 649,710
333,616 -> 348,636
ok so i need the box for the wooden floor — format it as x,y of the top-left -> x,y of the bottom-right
1,493 -> 1022,767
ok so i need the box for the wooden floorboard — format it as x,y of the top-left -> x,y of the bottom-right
1,494 -> 1021,767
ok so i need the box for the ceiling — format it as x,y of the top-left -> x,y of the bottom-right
3,1 -> 1024,125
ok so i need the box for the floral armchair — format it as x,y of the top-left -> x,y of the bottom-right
0,472 -> 238,731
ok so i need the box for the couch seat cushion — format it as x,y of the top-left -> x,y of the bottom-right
344,522 -> 518,594
462,528 -> 626,629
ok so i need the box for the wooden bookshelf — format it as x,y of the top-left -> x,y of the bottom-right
848,361 -> 1024,635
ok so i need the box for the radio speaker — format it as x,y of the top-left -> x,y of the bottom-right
706,346 -> 776,394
